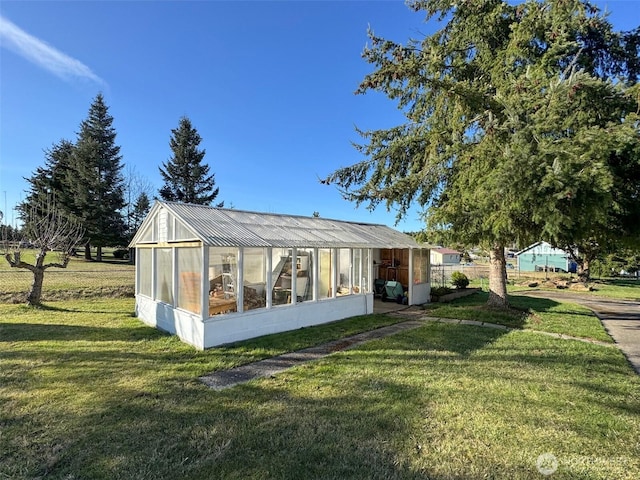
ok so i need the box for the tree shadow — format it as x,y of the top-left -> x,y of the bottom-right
427,293 -> 571,330
6,354 -> 516,480
0,322 -> 162,343
3,318 -> 637,479
28,303 -> 135,315
375,321 -> 508,357
508,295 -> 561,313
93,259 -> 132,266
595,278 -> 640,287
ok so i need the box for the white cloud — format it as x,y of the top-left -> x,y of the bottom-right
0,14 -> 105,86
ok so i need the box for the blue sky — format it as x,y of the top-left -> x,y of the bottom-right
1,1 -> 638,233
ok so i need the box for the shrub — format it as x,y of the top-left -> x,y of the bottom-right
451,271 -> 470,289
112,248 -> 130,260
431,286 -> 453,297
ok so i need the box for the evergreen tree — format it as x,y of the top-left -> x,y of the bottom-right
551,130 -> 640,280
68,93 -> 126,261
159,116 -> 223,206
19,139 -> 75,228
131,192 -> 151,233
323,0 -> 640,307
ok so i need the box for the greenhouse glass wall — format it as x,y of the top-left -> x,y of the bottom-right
130,201 -> 430,349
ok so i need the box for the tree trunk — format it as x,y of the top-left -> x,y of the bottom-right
27,267 -> 45,306
96,246 -> 102,262
84,242 -> 92,261
577,258 -> 590,283
487,245 -> 509,308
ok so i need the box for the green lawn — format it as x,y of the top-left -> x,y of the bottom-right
589,278 -> 640,300
469,273 -> 640,301
424,290 -> 614,342
505,276 -> 640,300
1,298 -> 639,479
0,251 -> 134,301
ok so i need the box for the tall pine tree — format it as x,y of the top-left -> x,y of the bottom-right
159,116 -> 223,206
69,94 -> 126,261
19,139 -> 75,228
323,0 -> 640,307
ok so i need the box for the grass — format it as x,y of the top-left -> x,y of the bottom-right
423,290 -> 614,342
589,278 -> 640,300
463,270 -> 640,301
513,295 -> 615,342
0,251 -> 134,301
505,275 -> 640,301
1,297 -> 639,479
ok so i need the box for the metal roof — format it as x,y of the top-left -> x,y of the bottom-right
432,247 -> 461,255
130,201 -> 420,249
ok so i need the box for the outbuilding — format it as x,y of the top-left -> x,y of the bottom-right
130,201 -> 430,349
430,247 -> 462,265
515,241 -> 576,273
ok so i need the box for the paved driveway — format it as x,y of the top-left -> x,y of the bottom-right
516,291 -> 640,374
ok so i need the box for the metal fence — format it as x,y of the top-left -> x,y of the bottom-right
0,268 -> 135,302
430,264 -> 489,288
429,263 -> 533,289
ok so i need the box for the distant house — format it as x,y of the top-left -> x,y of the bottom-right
430,247 -> 461,265
515,241 -> 577,273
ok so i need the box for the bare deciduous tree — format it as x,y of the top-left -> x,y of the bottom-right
4,199 -> 84,306
123,164 -> 154,238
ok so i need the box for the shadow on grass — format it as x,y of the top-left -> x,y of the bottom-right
6,343 -> 514,480
69,257 -> 132,266
594,278 -> 640,287
509,295 -> 599,319
27,303 -> 135,315
0,322 -> 162,343
508,294 -> 560,312
2,319 -> 637,480
32,382 -> 487,480
94,259 -> 132,266
426,291 -> 568,328
374,321 -> 508,357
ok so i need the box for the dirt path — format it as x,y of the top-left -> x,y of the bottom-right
515,290 -> 640,374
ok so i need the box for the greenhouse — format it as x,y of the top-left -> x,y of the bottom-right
129,201 -> 430,349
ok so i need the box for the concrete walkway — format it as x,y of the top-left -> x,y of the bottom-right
200,319 -> 425,390
515,291 -> 640,374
